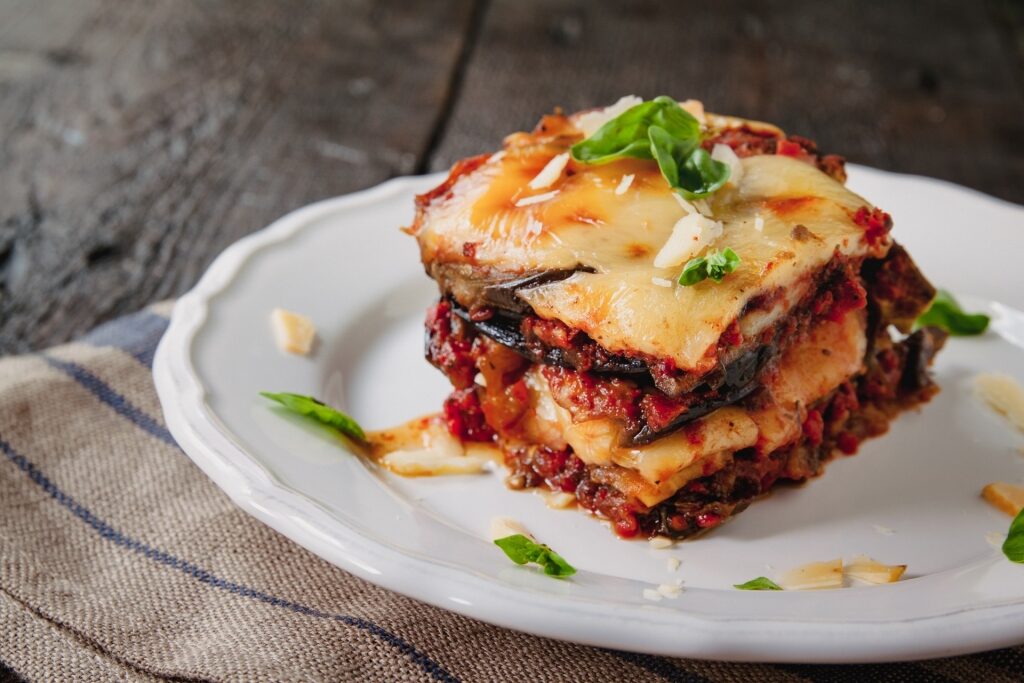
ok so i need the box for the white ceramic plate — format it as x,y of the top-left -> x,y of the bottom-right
154,166 -> 1024,663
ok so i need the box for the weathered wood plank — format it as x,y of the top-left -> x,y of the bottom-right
432,0 -> 1024,205
0,0 -> 475,354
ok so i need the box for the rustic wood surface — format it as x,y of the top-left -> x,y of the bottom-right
0,0 -> 1021,358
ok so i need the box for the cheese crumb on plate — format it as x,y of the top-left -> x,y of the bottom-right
975,373 -> 1024,434
844,556 -> 907,584
648,536 -> 674,550
982,481 -> 1024,517
270,308 -> 316,355
778,559 -> 844,590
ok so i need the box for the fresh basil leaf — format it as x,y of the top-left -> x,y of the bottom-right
571,99 -> 661,163
733,577 -> 783,591
706,247 -> 741,281
648,125 -> 695,186
678,248 -> 741,286
494,534 -> 576,578
1004,509 -> 1024,563
571,96 -> 701,165
572,96 -> 730,200
677,148 -> 731,199
260,391 -> 366,442
914,290 -> 989,336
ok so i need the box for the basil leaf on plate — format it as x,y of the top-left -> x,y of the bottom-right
1004,509 -> 1024,563
733,577 -> 783,591
260,391 -> 366,442
678,248 -> 741,286
914,290 -> 989,336
494,534 -> 576,578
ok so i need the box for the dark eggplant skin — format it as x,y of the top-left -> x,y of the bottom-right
428,262 -> 590,317
901,326 -> 948,392
451,304 -> 649,374
448,301 -> 778,445
629,344 -> 777,445
436,241 -> 935,447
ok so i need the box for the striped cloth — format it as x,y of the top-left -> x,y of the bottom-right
1,303 -> 1022,682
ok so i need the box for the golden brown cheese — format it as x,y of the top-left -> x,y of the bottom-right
411,109 -> 888,370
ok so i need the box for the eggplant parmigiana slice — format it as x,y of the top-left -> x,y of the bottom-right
406,97 -> 944,539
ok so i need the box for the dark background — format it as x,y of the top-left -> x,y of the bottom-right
0,0 -> 1022,358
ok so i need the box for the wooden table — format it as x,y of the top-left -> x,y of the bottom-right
1,0 -> 1022,355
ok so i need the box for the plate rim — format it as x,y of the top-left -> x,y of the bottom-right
153,167 -> 1024,662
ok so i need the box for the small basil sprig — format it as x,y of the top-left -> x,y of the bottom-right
571,96 -> 729,199
494,534 -> 576,578
260,392 -> 366,442
733,577 -> 783,591
678,248 -> 741,286
1004,509 -> 1024,563
914,290 -> 989,336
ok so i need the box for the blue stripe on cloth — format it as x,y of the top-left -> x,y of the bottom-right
604,650 -> 711,683
0,438 -> 460,683
42,356 -> 177,447
79,310 -> 169,369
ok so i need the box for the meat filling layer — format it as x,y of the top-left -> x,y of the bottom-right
424,246 -> 942,538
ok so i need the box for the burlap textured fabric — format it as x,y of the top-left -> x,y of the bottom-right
1,304 -> 1022,682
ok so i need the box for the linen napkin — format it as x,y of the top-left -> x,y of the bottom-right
1,303 -> 1021,682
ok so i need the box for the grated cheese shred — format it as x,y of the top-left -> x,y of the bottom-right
528,152 -> 570,190
515,190 -> 560,208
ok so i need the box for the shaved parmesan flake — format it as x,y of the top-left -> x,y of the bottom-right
490,516 -> 532,541
779,559 -> 843,590
651,277 -> 673,288
648,536 -> 673,550
666,557 -> 681,572
528,152 -> 570,190
641,588 -> 663,602
270,308 -> 316,355
679,99 -> 706,124
423,422 -> 464,458
615,173 -> 635,195
545,492 -> 577,509
463,442 -> 502,462
982,481 -> 1024,517
653,213 -> 723,269
515,190 -> 559,208
975,373 -> 1024,435
372,415 -> 491,477
693,199 -> 713,217
656,583 -> 683,598
844,556 -> 906,584
753,215 -> 765,233
381,450 -> 488,476
711,143 -> 744,186
672,193 -> 698,215
986,531 -> 1007,549
474,372 -> 487,387
576,95 -> 643,137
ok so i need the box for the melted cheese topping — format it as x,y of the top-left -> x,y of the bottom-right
411,109 -> 887,371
